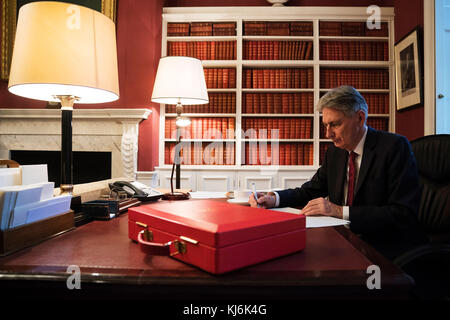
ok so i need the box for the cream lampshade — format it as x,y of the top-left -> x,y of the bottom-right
8,1 -> 119,194
151,56 -> 208,127
151,56 -> 208,197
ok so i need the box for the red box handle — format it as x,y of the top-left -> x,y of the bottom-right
137,230 -> 172,256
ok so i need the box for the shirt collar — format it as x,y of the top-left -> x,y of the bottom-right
352,126 -> 367,156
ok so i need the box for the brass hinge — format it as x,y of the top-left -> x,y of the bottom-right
136,222 -> 153,241
171,240 -> 187,256
170,236 -> 198,256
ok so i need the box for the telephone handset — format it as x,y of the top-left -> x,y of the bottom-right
109,181 -> 163,202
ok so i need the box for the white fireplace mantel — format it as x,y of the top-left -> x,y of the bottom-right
0,108 -> 151,179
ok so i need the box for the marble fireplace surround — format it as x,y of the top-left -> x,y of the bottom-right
0,108 -> 151,179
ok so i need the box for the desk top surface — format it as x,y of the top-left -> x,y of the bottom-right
0,208 -> 412,299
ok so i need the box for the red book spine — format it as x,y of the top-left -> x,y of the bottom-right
260,93 -> 267,114
294,118 -> 300,139
298,143 -> 304,165
291,143 -> 298,165
229,68 -> 236,88
165,144 -> 170,164
212,68 -> 218,88
303,143 -> 309,165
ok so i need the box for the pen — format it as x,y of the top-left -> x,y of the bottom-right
251,182 -> 259,207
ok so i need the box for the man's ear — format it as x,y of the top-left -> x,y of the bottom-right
357,110 -> 366,124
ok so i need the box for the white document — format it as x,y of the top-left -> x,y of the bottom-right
0,168 -> 21,187
26,195 -> 71,224
189,191 -> 227,199
269,207 -> 302,214
20,164 -> 48,185
269,207 -> 350,228
28,182 -> 55,200
305,216 -> 350,228
0,190 -> 14,230
7,186 -> 43,228
10,194 -> 71,227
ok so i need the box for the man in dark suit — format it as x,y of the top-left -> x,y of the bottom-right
250,86 -> 425,259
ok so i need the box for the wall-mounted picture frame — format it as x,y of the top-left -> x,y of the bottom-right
1,0 -> 117,80
394,27 -> 423,110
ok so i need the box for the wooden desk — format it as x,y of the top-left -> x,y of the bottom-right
0,210 -> 413,302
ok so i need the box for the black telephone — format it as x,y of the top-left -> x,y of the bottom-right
109,181 -> 163,202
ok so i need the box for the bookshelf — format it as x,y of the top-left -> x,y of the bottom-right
153,7 -> 395,192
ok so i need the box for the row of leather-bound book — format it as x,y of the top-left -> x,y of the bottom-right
243,68 -> 314,89
244,142 -> 314,166
167,22 -> 236,36
165,142 -> 235,165
242,118 -> 313,140
243,21 -> 313,36
165,93 -> 236,114
204,68 -> 236,88
243,40 -> 313,60
165,118 -> 235,140
167,21 -> 387,37
164,141 -> 315,166
168,40 -> 387,62
319,21 -> 388,37
320,68 -> 389,89
320,40 -> 388,61
167,41 -> 236,60
242,92 -> 314,114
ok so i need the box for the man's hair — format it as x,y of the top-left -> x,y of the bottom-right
317,86 -> 368,118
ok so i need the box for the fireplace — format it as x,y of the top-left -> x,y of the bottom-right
10,150 -> 112,187
0,108 -> 151,181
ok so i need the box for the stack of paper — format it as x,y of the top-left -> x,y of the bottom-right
269,207 -> 350,228
189,191 -> 227,199
0,164 -> 71,230
0,184 -> 71,230
21,164 -> 48,185
0,185 -> 42,230
0,167 -> 21,187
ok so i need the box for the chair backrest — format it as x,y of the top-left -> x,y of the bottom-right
411,134 -> 450,241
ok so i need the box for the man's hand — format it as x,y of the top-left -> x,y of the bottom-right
249,192 -> 276,208
301,197 -> 343,219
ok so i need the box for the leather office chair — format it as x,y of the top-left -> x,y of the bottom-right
394,134 -> 450,299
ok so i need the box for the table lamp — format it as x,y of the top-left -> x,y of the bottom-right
151,56 -> 208,199
7,2 -> 119,195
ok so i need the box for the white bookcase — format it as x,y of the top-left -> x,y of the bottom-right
152,6 -> 395,192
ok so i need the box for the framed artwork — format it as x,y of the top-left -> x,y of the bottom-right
394,27 -> 423,110
1,0 -> 117,80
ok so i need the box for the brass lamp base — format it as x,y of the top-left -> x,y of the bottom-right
162,192 -> 190,201
59,184 -> 73,196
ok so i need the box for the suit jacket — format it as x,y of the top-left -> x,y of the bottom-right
278,127 -> 425,258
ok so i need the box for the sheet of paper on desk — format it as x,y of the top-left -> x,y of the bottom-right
21,164 -> 48,185
269,207 -> 350,228
0,168 -> 21,187
189,191 -> 227,199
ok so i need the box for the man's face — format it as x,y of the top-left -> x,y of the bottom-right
322,107 -> 366,152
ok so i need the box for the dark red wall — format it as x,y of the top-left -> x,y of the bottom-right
1,0 -> 425,171
393,0 -> 424,141
114,0 -> 164,172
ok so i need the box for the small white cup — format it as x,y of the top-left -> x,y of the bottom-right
233,190 -> 251,201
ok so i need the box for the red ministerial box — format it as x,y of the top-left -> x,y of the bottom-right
128,200 -> 305,274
